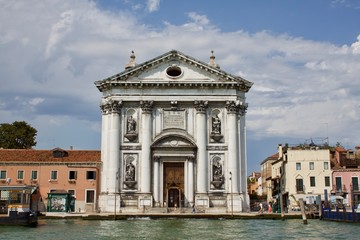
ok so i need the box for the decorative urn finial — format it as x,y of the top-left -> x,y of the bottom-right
125,50 -> 136,69
209,50 -> 220,69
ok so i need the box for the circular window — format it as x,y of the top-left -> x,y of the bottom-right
166,65 -> 183,78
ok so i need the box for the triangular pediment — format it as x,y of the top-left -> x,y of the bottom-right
95,50 -> 253,92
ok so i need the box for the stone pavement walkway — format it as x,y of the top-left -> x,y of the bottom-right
43,211 -> 303,220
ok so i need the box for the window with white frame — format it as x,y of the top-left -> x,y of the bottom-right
352,177 -> 359,191
335,177 -> 342,192
86,171 -> 96,180
86,190 -> 95,203
69,171 -> 77,180
31,170 -> 38,180
324,162 -> 329,170
0,170 -> 6,179
50,170 -> 58,180
296,178 -> 304,192
309,162 -> 314,170
310,176 -> 316,187
325,176 -> 330,187
296,163 -> 301,171
17,170 -> 24,180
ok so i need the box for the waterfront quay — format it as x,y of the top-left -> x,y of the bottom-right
42,211 -> 303,221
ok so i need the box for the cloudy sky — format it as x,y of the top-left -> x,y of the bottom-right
1,0 -> 360,174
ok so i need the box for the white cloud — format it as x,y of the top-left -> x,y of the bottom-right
147,0 -> 160,12
29,98 -> 45,106
1,0 -> 360,153
45,10 -> 74,58
187,12 -> 210,26
351,34 -> 360,54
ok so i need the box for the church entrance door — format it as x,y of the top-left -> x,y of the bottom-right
163,162 -> 184,207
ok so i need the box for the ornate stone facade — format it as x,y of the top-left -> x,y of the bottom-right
95,50 -> 253,213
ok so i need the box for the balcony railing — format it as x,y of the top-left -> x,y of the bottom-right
350,184 -> 360,192
296,185 -> 305,193
332,184 -> 347,194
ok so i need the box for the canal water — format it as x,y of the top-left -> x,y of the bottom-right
0,218 -> 358,239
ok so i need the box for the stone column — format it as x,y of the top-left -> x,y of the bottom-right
226,101 -> 239,193
239,104 -> 248,194
99,102 -> 110,193
187,156 -> 195,207
153,156 -> 160,206
108,100 -> 122,193
140,101 -> 153,194
194,100 -> 208,194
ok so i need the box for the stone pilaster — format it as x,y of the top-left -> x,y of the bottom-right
239,103 -> 248,197
100,102 -> 110,193
99,100 -> 122,194
194,100 -> 208,194
153,156 -> 160,206
98,99 -> 122,213
187,156 -> 195,207
226,101 -> 239,193
108,100 -> 122,193
140,100 -> 153,194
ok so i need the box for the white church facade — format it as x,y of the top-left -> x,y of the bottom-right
95,50 -> 253,213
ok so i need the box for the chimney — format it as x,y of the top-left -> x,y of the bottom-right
278,144 -> 283,160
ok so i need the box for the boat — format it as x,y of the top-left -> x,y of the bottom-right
0,185 -> 38,227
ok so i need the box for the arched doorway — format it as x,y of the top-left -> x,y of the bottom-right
151,130 -> 197,208
164,162 -> 184,207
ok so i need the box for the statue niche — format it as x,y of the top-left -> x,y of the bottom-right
124,115 -> 138,142
124,159 -> 137,189
211,157 -> 224,189
210,114 -> 223,142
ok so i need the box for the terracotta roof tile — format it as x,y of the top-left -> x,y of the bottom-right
260,153 -> 278,165
269,153 -> 279,159
335,146 -> 346,152
0,149 -> 101,163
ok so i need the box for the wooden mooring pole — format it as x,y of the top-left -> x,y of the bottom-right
299,198 -> 308,224
280,193 -> 285,220
318,194 -> 322,219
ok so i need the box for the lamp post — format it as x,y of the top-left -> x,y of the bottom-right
114,169 -> 120,220
229,171 -> 233,217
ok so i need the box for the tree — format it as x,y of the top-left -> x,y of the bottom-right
0,121 -> 37,149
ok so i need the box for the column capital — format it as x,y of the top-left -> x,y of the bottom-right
100,104 -> 110,115
225,101 -> 248,116
239,104 -> 248,116
225,101 -> 237,114
194,100 -> 208,113
100,100 -> 122,114
153,156 -> 160,162
140,100 -> 154,114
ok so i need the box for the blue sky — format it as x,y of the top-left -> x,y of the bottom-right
1,0 -> 360,174
97,0 -> 360,45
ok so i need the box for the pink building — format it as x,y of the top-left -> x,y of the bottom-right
0,148 -> 101,213
331,146 -> 360,208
